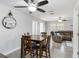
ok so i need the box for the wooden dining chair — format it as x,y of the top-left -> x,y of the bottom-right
41,32 -> 47,37
42,35 -> 51,58
21,35 -> 37,58
21,35 -> 32,57
28,35 -> 51,58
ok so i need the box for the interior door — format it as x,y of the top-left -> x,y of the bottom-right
78,13 -> 79,57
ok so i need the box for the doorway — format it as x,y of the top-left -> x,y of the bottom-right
32,21 -> 45,35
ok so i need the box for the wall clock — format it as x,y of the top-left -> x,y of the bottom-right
2,11 -> 17,29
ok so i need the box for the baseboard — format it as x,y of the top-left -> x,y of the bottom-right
3,47 -> 20,56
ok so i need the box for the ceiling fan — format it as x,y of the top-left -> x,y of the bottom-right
58,17 -> 68,22
14,0 -> 48,13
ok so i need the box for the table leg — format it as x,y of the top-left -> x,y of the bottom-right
21,39 -> 24,58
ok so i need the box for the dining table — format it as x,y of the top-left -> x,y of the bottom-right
21,35 -> 47,58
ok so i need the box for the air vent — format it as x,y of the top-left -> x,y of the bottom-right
50,11 -> 54,15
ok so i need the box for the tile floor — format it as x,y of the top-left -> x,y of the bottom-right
50,41 -> 73,58
7,41 -> 73,58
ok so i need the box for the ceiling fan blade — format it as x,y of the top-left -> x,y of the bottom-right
37,0 -> 48,7
63,20 -> 67,21
24,0 -> 29,3
37,8 -> 45,13
14,6 -> 28,8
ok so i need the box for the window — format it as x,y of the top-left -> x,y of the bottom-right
40,22 -> 45,33
49,23 -> 64,31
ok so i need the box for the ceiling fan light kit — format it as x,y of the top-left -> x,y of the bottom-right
58,17 -> 68,22
28,6 -> 36,12
28,3 -> 37,12
58,19 -> 62,22
58,17 -> 62,23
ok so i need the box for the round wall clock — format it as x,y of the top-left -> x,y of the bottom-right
2,11 -> 17,29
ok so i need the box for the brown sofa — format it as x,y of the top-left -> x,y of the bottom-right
51,31 -> 62,43
55,31 -> 73,41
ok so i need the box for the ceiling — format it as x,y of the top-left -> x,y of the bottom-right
0,0 -> 78,21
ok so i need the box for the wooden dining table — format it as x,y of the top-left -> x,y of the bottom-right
21,35 -> 47,58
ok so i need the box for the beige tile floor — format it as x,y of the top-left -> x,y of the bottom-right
50,42 -> 73,58
7,41 -> 73,58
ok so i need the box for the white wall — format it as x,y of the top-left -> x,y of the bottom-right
0,4 -> 44,55
46,20 -> 73,34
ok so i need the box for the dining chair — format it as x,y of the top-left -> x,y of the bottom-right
41,35 -> 51,58
21,35 -> 37,58
36,35 -> 51,58
41,32 -> 47,37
